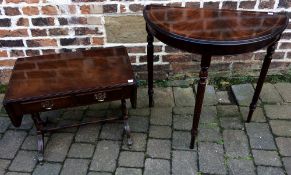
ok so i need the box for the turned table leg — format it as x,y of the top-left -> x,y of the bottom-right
146,24 -> 154,107
31,113 -> 45,164
122,99 -> 133,148
190,55 -> 211,149
246,41 -> 278,122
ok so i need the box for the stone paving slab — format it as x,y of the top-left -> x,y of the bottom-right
90,140 -> 120,172
0,83 -> 290,175
240,107 -> 266,122
245,123 -> 276,150
227,159 -> 256,175
264,104 -> 291,119
269,120 -> 291,137
259,83 -> 283,104
195,85 -> 218,105
173,87 -> 195,107
231,84 -> 256,106
198,142 -> 226,175
274,83 -> 291,102
172,150 -> 197,175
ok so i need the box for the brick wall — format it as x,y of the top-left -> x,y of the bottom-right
0,0 -> 290,83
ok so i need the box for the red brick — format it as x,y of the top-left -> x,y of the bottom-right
185,2 -> 200,8
166,2 -> 182,7
154,46 -> 163,52
127,46 -> 145,53
0,59 -> 16,66
6,0 -> 22,3
259,0 -> 275,9
165,46 -> 181,53
16,18 -> 29,26
0,40 -> 24,47
32,18 -> 55,26
49,28 -> 69,36
26,50 -> 40,56
222,1 -> 237,9
203,2 -> 220,8
80,5 -> 90,14
26,39 -> 57,47
92,37 -> 104,45
75,27 -> 101,35
278,0 -> 291,8
279,42 -> 291,49
129,56 -> 136,63
0,19 -> 11,27
42,5 -> 58,15
0,50 -> 8,57
239,1 -> 256,9
139,55 -> 159,63
10,50 -> 25,57
4,7 -> 21,16
42,49 -> 56,55
120,4 -> 126,13
281,32 -> 291,39
25,0 -> 39,3
162,54 -> 196,62
31,29 -> 47,36
69,5 -> 77,14
129,4 -> 144,12
0,29 -> 28,37
224,53 -> 253,61
22,6 -> 39,15
60,38 -> 90,46
69,17 -> 87,25
103,4 -> 117,13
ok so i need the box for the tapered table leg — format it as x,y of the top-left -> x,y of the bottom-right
122,99 -> 133,148
31,113 -> 45,164
246,41 -> 278,122
190,55 -> 211,149
146,24 -> 154,107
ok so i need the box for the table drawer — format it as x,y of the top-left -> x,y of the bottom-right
76,88 -> 129,105
20,96 -> 74,113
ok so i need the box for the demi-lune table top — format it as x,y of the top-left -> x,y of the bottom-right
143,5 -> 289,55
4,46 -> 135,103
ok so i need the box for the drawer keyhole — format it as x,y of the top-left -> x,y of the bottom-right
41,101 -> 54,110
94,92 -> 106,102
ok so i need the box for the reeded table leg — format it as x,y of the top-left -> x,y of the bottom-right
190,55 -> 211,149
31,113 -> 45,164
122,99 -> 133,148
246,41 -> 278,122
146,24 -> 154,107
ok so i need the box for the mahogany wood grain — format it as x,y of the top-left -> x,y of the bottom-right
3,46 -> 136,127
143,5 -> 289,149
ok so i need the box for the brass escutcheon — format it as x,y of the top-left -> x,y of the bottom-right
94,92 -> 106,102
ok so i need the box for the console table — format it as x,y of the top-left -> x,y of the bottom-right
3,46 -> 137,162
143,5 -> 289,149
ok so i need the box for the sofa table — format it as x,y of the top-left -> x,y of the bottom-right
143,5 -> 289,149
3,46 -> 137,162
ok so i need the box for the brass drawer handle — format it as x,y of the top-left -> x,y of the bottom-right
94,92 -> 106,102
41,101 -> 54,110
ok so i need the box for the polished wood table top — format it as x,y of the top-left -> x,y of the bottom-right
144,5 -> 289,55
144,5 -> 289,149
4,46 -> 135,103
